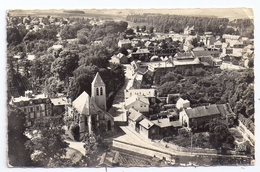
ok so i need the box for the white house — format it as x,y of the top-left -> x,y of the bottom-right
125,95 -> 149,113
176,98 -> 190,110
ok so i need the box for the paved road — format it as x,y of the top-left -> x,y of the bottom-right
109,64 -> 132,122
114,126 -> 250,158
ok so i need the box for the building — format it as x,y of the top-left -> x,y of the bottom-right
124,89 -> 156,100
151,118 -> 182,136
10,90 -> 52,126
125,95 -> 149,113
118,39 -> 132,49
184,26 -> 195,35
179,104 -> 236,130
67,72 -> 114,133
50,97 -> 68,116
109,53 -> 129,64
176,98 -> 190,110
139,118 -> 159,139
192,47 -> 214,66
127,108 -> 143,132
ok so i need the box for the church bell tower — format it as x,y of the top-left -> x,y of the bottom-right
91,72 -> 107,111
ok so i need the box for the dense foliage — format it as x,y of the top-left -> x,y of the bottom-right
126,14 -> 254,38
156,67 -> 254,118
8,105 -> 32,167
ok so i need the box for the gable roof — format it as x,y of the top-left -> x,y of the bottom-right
51,97 -> 68,106
128,108 -> 143,122
72,91 -> 90,114
185,104 -> 220,119
139,118 -> 154,129
92,72 -> 105,86
192,48 -> 212,57
125,95 -> 149,107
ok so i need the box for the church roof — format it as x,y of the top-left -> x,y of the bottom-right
72,91 -> 90,115
92,72 -> 105,86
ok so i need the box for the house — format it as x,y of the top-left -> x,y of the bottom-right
124,89 -> 156,100
200,34 -> 216,48
10,90 -> 53,127
118,39 -> 132,49
184,26 -> 195,35
109,53 -> 129,64
176,98 -> 190,110
131,48 -> 150,61
127,108 -> 143,131
179,104 -> 236,130
139,118 -> 159,139
151,118 -> 182,136
223,34 -> 241,43
50,97 -> 68,116
192,47 -> 214,66
125,95 -> 149,113
67,73 -> 114,133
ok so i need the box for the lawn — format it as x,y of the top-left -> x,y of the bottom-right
167,132 -> 214,149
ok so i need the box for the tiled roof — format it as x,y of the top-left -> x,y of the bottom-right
185,104 -> 220,119
139,118 -> 154,129
128,108 -> 143,122
125,95 -> 149,107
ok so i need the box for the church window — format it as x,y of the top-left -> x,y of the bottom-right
96,88 -> 99,96
100,87 -> 103,95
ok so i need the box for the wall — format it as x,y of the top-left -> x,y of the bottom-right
113,139 -> 172,160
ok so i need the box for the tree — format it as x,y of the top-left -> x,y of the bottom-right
51,50 -> 79,81
206,120 -> 235,151
25,117 -> 69,167
136,25 -> 140,32
149,26 -> 154,33
141,25 -> 146,32
223,27 -> 236,35
8,105 -> 32,167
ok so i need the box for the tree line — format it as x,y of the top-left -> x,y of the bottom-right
126,14 -> 254,38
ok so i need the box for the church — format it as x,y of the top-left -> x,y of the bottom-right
67,72 -> 114,133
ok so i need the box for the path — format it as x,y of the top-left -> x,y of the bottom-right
65,139 -> 86,155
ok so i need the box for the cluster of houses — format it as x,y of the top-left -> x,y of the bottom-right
110,25 -> 253,71
122,83 -> 236,139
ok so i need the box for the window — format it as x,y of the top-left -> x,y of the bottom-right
30,107 -> 33,112
36,106 -> 40,111
100,87 -> 103,95
96,88 -> 99,96
24,108 -> 27,112
30,113 -> 34,119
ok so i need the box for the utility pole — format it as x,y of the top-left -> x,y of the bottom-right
190,131 -> 193,155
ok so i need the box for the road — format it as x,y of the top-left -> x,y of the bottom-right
109,64 -> 133,122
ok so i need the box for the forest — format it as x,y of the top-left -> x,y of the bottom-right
126,14 -> 254,38
7,18 -> 127,101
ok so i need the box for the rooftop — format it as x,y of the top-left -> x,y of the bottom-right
72,91 -> 90,115
92,72 -> 105,86
51,97 -> 68,106
185,104 -> 220,119
125,95 -> 149,107
128,108 -> 143,122
139,118 -> 154,129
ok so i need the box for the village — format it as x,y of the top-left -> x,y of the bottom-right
6,10 -> 255,167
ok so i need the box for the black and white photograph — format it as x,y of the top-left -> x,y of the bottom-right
5,6 -> 255,168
